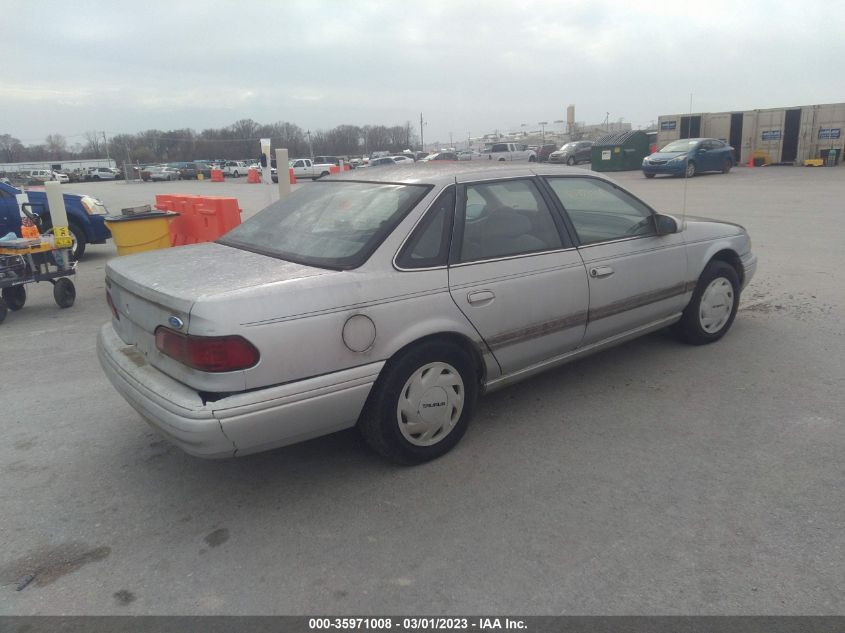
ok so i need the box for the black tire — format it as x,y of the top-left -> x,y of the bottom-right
0,298 -> 7,323
358,341 -> 478,464
644,172 -> 656,178
685,161 -> 697,178
677,260 -> 740,345
93,175 -> 100,181
233,171 -> 239,178
721,158 -> 732,173
320,171 -> 329,178
528,155 -> 536,162
68,222 -> 86,260
2,286 -> 26,311
566,156 -> 576,166
53,278 -> 76,308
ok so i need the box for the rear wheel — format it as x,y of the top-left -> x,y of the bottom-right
528,155 -> 536,162
358,341 -> 478,464
233,171 -> 239,177
0,298 -> 7,323
53,278 -> 76,308
2,286 -> 26,311
677,260 -> 740,345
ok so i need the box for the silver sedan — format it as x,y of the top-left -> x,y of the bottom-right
98,164 -> 756,463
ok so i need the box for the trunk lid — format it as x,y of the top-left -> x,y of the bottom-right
106,242 -> 333,391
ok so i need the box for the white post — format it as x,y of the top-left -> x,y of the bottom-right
260,138 -> 272,185
44,181 -> 69,228
276,149 -> 291,200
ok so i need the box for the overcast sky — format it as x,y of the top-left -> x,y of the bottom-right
5,0 -> 844,147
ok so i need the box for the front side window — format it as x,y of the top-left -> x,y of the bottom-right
545,177 -> 655,245
458,179 -> 562,263
219,182 -> 430,269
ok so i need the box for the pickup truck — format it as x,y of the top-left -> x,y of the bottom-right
222,161 -> 250,177
289,158 -> 334,180
478,142 -> 537,162
0,181 -> 111,259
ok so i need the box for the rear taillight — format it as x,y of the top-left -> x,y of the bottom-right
106,291 -> 119,320
154,327 -> 259,372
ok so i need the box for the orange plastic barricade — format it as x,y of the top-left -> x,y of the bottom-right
329,165 -> 340,174
211,168 -> 224,182
289,168 -> 297,184
343,164 -> 351,171
155,194 -> 242,246
247,168 -> 261,183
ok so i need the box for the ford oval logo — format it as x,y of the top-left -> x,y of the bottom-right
168,316 -> 184,329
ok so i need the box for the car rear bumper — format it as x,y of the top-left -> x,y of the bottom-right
97,322 -> 383,458
548,155 -> 571,163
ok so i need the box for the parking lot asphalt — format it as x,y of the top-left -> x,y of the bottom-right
1,167 -> 843,614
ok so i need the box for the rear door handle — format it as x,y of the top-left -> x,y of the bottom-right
467,290 -> 495,306
590,266 -> 614,278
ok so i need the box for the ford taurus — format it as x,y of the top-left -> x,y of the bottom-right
98,164 -> 756,463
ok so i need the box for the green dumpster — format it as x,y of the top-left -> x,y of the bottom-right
590,130 -> 650,171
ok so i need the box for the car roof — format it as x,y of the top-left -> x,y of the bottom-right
330,162 -> 608,186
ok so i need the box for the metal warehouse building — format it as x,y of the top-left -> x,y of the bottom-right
657,102 -> 845,165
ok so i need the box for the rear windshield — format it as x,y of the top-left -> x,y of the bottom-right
219,181 -> 431,269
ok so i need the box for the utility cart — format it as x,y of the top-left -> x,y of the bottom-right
0,237 -> 76,324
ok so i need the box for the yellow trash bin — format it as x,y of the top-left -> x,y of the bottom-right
104,211 -> 179,256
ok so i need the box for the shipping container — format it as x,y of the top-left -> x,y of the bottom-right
656,103 -> 845,165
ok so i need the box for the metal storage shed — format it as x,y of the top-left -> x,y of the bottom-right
590,130 -> 650,171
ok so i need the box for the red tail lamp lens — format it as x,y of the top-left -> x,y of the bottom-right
154,327 -> 259,372
106,291 -> 120,320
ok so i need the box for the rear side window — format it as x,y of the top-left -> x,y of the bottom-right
458,179 -> 562,263
396,186 -> 455,269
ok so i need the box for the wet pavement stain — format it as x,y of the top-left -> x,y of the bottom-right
203,528 -> 229,548
113,589 -> 136,605
13,439 -> 36,451
0,543 -> 111,589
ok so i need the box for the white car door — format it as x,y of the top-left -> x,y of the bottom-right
544,175 -> 688,345
448,177 -> 589,373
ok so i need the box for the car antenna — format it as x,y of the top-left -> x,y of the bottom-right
681,92 -> 693,228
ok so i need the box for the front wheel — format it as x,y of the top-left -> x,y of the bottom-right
644,172 -> 655,179
567,156 -> 576,166
676,260 -> 740,345
358,341 -> 478,464
2,286 -> 26,311
68,222 -> 87,260
722,159 -> 732,173
528,155 -> 536,162
233,171 -> 239,177
53,278 -> 76,308
685,161 -> 697,178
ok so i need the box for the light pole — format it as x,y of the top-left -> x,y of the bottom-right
449,132 -> 453,149
306,130 -> 314,158
538,122 -> 548,143
419,113 -> 426,152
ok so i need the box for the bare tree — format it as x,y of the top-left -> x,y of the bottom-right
0,134 -> 23,162
83,131 -> 103,157
45,133 -> 67,159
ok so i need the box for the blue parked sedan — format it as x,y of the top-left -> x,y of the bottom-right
642,138 -> 735,178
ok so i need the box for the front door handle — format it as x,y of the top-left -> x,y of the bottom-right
467,290 -> 495,306
590,266 -> 614,278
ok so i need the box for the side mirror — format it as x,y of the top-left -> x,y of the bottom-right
655,214 -> 679,235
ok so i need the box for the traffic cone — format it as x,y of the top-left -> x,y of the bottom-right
747,154 -> 754,168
